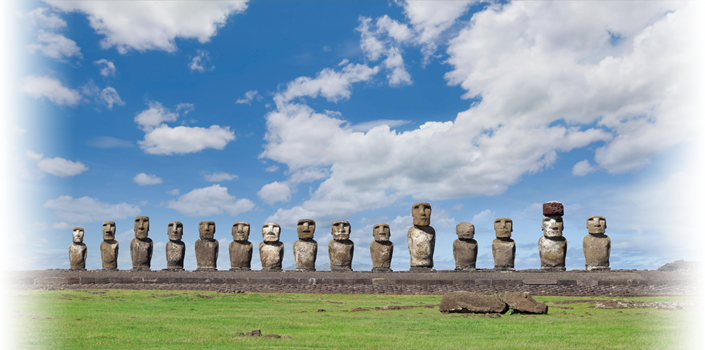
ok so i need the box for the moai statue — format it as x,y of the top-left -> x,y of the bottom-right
329,221 -> 354,271
165,221 -> 185,271
131,216 -> 153,271
583,216 -> 610,271
453,222 -> 478,271
492,218 -> 516,270
538,202 -> 567,271
370,223 -> 393,272
260,223 -> 284,271
229,222 -> 253,271
407,202 -> 435,271
195,221 -> 218,271
294,219 -> 317,271
100,221 -> 118,271
69,227 -> 87,270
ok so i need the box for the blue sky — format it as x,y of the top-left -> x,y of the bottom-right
4,1 -> 703,272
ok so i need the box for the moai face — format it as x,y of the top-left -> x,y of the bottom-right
586,216 -> 606,235
373,223 -> 391,242
134,216 -> 150,240
199,221 -> 216,240
262,223 -> 281,243
542,216 -> 564,237
232,222 -> 250,241
72,227 -> 84,243
412,202 -> 432,226
167,221 -> 183,241
102,221 -> 116,241
456,222 -> 475,240
494,218 -> 512,238
297,219 -> 316,240
331,221 -> 351,241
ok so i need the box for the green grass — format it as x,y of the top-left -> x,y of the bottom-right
12,289 -> 696,349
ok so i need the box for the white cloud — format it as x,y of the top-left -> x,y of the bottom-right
357,17 -> 412,86
572,160 -> 597,177
349,119 -> 410,132
134,101 -> 179,131
49,1 -> 249,53
44,195 -> 141,223
94,59 -> 116,76
27,31 -> 82,60
236,90 -> 261,105
166,184 -> 255,217
176,103 -> 195,114
133,173 -> 163,186
26,150 -> 88,177
204,172 -> 238,182
189,50 -> 213,72
257,181 -> 292,205
99,87 -> 124,109
21,75 -> 81,106
26,7 -> 66,29
471,209 -> 495,225
276,62 -> 379,104
265,165 -> 279,172
87,136 -> 132,148
167,189 -> 180,195
51,222 -> 72,230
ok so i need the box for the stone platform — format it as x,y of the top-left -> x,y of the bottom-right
7,269 -> 697,296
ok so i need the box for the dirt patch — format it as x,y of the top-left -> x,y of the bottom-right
344,304 -> 437,312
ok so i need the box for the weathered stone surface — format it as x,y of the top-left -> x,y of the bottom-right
584,216 -> 610,271
100,221 -> 118,270
131,216 -> 153,271
543,201 -> 564,216
165,221 -> 185,271
69,227 -> 87,270
541,215 -> 564,238
494,218 -> 512,239
439,292 -> 508,314
408,226 -> 435,268
453,222 -> 477,271
492,238 -> 515,270
195,221 -> 218,271
502,292 -> 548,314
294,219 -> 317,271
230,222 -> 252,270
370,223 -> 393,271
539,236 -> 567,270
260,223 -> 283,271
412,202 -> 431,226
329,221 -> 353,271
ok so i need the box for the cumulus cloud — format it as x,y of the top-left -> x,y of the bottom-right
166,184 -> 255,217
21,75 -> 81,106
276,62 -> 379,104
26,7 -> 67,29
44,195 -> 141,223
189,50 -> 213,72
471,209 -> 495,225
26,150 -> 88,177
48,1 -> 248,53
95,59 -> 116,76
204,172 -> 238,182
357,17 -> 412,86
258,181 -> 292,205
349,119 -> 410,133
133,173 -> 163,186
99,87 -> 124,109
572,160 -> 598,177
27,31 -> 82,60
236,90 -> 261,105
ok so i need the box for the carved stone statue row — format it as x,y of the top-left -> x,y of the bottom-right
68,202 -> 610,272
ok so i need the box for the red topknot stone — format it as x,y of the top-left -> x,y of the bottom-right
543,201 -> 564,216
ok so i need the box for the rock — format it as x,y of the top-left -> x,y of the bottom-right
543,201 -> 564,216
264,334 -> 281,339
230,222 -> 253,270
453,223 -> 477,271
329,221 -> 353,271
658,260 -> 702,272
131,216 -> 153,271
502,292 -> 548,314
439,292 -> 508,314
165,222 -> 185,271
370,223 -> 393,271
283,335 -> 292,339
69,227 -> 87,270
195,221 -> 218,271
246,329 -> 261,337
260,223 -> 284,271
540,205 -> 566,270
408,202 -> 435,269
583,216 -> 610,271
294,219 -> 317,271
100,221 -> 119,270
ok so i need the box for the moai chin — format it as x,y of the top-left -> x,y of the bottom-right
195,221 -> 218,271
329,221 -> 354,271
538,202 -> 567,271
370,223 -> 393,272
260,223 -> 284,271
164,221 -> 185,271
583,216 -> 610,271
100,221 -> 119,271
69,227 -> 87,270
492,218 -> 516,270
294,219 -> 317,271
229,222 -> 253,271
407,202 -> 435,271
131,216 -> 153,271
453,222 -> 478,271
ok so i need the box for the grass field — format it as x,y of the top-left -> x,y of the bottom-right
12,289 -> 696,349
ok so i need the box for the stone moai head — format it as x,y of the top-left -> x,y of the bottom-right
134,216 -> 150,240
331,221 -> 351,241
297,219 -> 316,240
412,202 -> 432,227
456,222 -> 475,240
586,216 -> 606,235
102,221 -> 116,241
494,218 -> 513,238
373,223 -> 391,242
542,201 -> 564,238
262,223 -> 281,243
199,221 -> 216,240
72,227 -> 84,244
232,222 -> 250,241
167,221 -> 183,241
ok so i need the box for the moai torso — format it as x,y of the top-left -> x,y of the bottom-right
407,202 -> 435,270
492,218 -> 515,270
165,221 -> 185,271
69,227 -> 87,270
195,221 -> 218,270
329,221 -> 354,271
260,223 -> 283,271
230,222 -> 253,270
131,216 -> 153,271
294,219 -> 317,271
453,222 -> 477,271
100,221 -> 119,270
370,223 -> 393,272
583,216 -> 610,270
539,202 -> 566,270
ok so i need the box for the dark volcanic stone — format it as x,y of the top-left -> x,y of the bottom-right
439,291 -> 508,313
543,202 -> 564,216
502,292 -> 548,314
